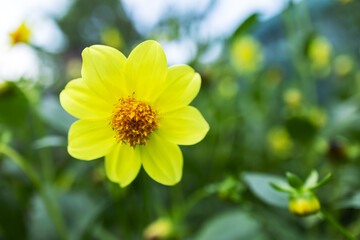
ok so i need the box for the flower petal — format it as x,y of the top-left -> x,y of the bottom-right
140,133 -> 183,185
154,65 -> 201,113
125,40 -> 168,101
68,119 -> 115,160
157,106 -> 209,145
105,143 -> 141,187
60,78 -> 112,119
81,45 -> 127,103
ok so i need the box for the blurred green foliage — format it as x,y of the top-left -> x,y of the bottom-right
1,0 -> 360,239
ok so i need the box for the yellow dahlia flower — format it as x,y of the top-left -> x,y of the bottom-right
60,40 -> 209,187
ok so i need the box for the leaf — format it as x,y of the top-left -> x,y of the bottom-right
32,135 -> 67,149
194,209 -> 266,240
39,95 -> 76,133
270,182 -> 295,193
0,82 -> 28,127
286,172 -> 303,188
231,13 -> 259,40
303,170 -> 319,189
28,187 -> 107,240
309,173 -> 331,190
242,172 -> 288,208
337,192 -> 360,209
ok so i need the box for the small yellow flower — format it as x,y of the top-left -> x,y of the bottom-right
334,54 -> 354,77
308,36 -> 332,70
283,88 -> 302,108
267,127 -> 292,158
9,22 -> 31,46
60,40 -> 209,187
231,35 -> 263,75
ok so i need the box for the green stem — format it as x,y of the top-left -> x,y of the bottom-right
0,144 -> 69,240
320,209 -> 357,240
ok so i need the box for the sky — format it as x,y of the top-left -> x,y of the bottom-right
0,0 -> 299,81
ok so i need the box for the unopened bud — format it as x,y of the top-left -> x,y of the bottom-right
289,191 -> 320,216
143,218 -> 172,240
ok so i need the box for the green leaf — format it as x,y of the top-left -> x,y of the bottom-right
39,95 -> 76,133
337,192 -> 360,209
242,172 -> 288,208
309,173 -> 331,190
270,181 -> 295,193
286,172 -> 303,188
194,209 -> 266,240
28,187 -> 107,240
0,82 -> 28,127
32,135 -> 66,149
304,170 -> 319,189
231,13 -> 259,40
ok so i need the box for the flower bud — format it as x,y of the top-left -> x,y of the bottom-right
289,191 -> 320,216
143,218 -> 172,240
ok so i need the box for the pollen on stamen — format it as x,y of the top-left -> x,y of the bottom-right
110,94 -> 159,148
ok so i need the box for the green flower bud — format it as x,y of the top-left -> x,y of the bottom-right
289,191 -> 320,216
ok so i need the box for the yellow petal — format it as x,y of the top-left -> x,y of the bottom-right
81,45 -> 127,103
68,119 -> 115,160
60,78 -> 112,119
154,65 -> 201,113
125,40 -> 167,101
140,133 -> 183,185
105,143 -> 141,187
157,106 -> 209,145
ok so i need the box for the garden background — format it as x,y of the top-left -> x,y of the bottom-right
1,0 -> 360,239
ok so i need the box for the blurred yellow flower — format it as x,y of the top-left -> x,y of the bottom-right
267,127 -> 292,158
231,35 -> 264,75
101,27 -> 124,50
9,22 -> 31,46
283,88 -> 302,108
217,76 -> 238,99
308,36 -> 332,70
334,54 -> 354,77
143,218 -> 172,240
60,40 -> 209,187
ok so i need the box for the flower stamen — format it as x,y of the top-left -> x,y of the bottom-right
111,94 -> 159,148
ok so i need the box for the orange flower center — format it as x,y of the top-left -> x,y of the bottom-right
110,95 -> 159,148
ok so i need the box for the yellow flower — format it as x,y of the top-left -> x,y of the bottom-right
60,40 -> 209,187
231,35 -> 263,75
308,36 -> 332,70
334,54 -> 354,77
267,127 -> 292,158
283,88 -> 302,108
9,22 -> 31,46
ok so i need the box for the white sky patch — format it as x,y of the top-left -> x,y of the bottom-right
0,0 -> 303,80
159,39 -> 197,66
122,0 -> 301,63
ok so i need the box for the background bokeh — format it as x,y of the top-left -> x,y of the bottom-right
1,0 -> 360,239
